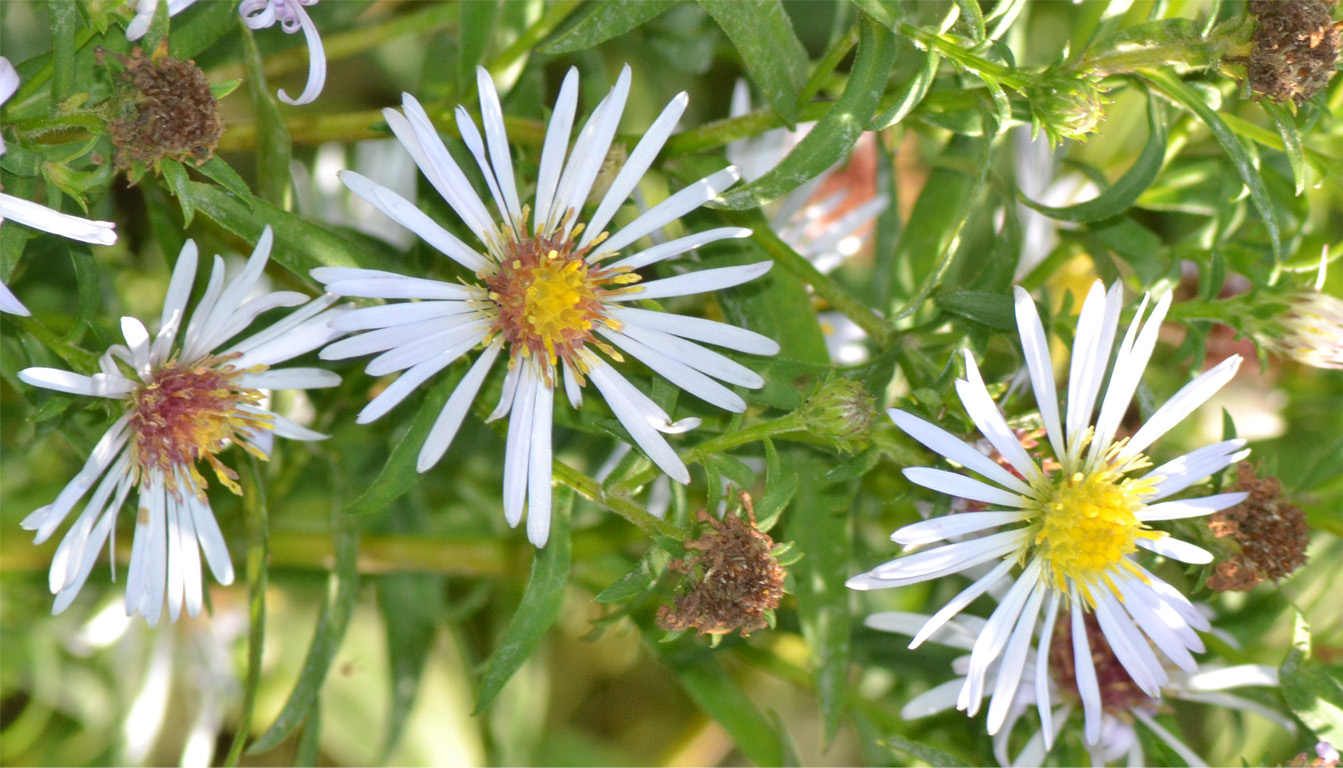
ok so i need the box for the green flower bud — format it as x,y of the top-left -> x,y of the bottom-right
801,378 -> 874,449
1025,71 -> 1107,146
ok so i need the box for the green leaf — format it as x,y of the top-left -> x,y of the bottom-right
210,79 -> 243,100
1281,611 -> 1343,742
785,451 -> 855,747
881,734 -> 976,767
717,15 -> 896,208
474,489 -> 572,712
170,0 -> 244,60
458,0 -> 500,96
871,50 -> 939,129
754,438 -> 799,533
1142,68 -> 1283,265
159,159 -> 195,226
1262,100 -> 1307,196
952,0 -> 986,42
185,180 -> 380,276
248,507 -> 360,755
666,654 -> 788,767
240,21 -> 293,208
345,377 -> 455,517
935,290 -> 1015,330
195,156 -> 255,204
594,546 -> 670,604
63,248 -> 100,346
698,0 -> 809,129
1020,93 -> 1167,223
223,461 -> 270,768
850,0 -> 903,31
541,0 -> 677,54
1087,215 -> 1169,285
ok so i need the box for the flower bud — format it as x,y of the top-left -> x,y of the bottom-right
800,377 -> 874,449
1268,290 -> 1343,369
1025,71 -> 1107,146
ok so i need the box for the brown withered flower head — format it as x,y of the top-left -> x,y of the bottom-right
1246,0 -> 1343,104
1206,462 -> 1310,592
657,493 -> 786,638
100,43 -> 223,172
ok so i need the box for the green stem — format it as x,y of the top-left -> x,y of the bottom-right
613,411 -> 807,493
897,22 -> 1029,91
1081,36 -> 1246,77
797,21 -> 860,108
223,460 -> 270,768
552,461 -> 678,538
723,210 -> 893,347
15,316 -> 98,372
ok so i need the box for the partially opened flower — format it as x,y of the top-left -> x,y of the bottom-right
314,67 -> 777,546
869,609 -> 1291,766
1,57 -> 118,316
18,228 -> 343,625
849,281 -> 1250,744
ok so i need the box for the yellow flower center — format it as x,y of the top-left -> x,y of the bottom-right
485,234 -> 639,377
1029,462 -> 1160,601
129,354 -> 272,497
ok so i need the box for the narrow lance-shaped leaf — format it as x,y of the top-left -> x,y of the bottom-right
240,21 -> 293,208
1262,100 -> 1307,196
666,654 -> 789,767
698,0 -> 809,129
1280,610 -> 1343,742
1142,68 -> 1283,265
475,488 -> 573,712
541,0 -> 677,54
716,15 -> 897,209
1019,92 -> 1167,223
346,376 -> 456,517
458,0 -> 499,96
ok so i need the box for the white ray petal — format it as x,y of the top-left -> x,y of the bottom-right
956,353 -> 1041,483
598,328 -> 745,412
1090,290 -> 1172,464
609,261 -> 772,302
0,191 -> 118,244
609,306 -> 779,355
987,579 -> 1046,733
960,560 -> 1042,714
502,369 -> 539,528
908,558 -> 1015,649
1143,439 -> 1250,500
274,1 -> 325,106
887,410 -> 1036,497
1139,493 -> 1247,521
892,510 -> 1028,546
587,362 -> 688,483
17,367 -> 134,398
476,67 -> 523,231
22,416 -> 131,544
338,170 -> 489,272
1092,589 -> 1166,695
417,340 -> 502,472
1014,287 -> 1066,459
902,467 -> 1027,509
861,529 -> 1029,584
1137,535 -> 1213,564
1034,589 -> 1061,748
1070,591 -> 1103,745
606,227 -> 753,271
613,321 -> 764,387
1123,355 -> 1242,460
534,68 -> 579,234
238,367 -> 341,391
593,167 -> 741,259
527,381 -> 555,547
554,65 -> 631,242
1065,281 -> 1122,447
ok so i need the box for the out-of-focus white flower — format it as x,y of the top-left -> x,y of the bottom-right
726,80 -> 888,363
124,0 -> 201,41
868,609 -> 1292,766
239,0 -> 326,106
1013,127 -> 1100,280
293,139 -> 419,249
850,281 -> 1249,746
314,67 -> 777,547
0,57 -> 118,317
17,228 -> 344,624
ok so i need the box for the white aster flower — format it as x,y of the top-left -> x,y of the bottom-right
869,610 -> 1292,767
17,227 -> 343,625
1,56 -> 118,317
849,280 -> 1251,745
239,0 -> 326,106
313,66 -> 778,547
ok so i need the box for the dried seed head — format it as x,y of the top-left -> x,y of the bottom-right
100,45 -> 223,172
1207,462 -> 1310,592
1246,0 -> 1342,104
656,493 -> 786,637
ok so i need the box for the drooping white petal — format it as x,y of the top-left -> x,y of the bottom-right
362,321 -> 489,376
321,315 -> 472,360
1109,572 -> 1198,671
527,381 -> 555,547
587,361 -> 689,484
887,410 -> 1035,497
1034,589 -> 1061,748
502,368 -> 539,528
165,493 -> 186,622
22,415 -> 131,544
908,558 -> 1015,649
122,317 -> 153,379
0,281 -> 30,316
1182,664 -> 1278,691
987,579 -> 1046,734
1091,588 -> 1166,696
17,367 -> 135,398
610,261 -> 772,302
274,1 -> 325,106
960,559 -> 1042,714
901,678 -> 964,719
358,343 -> 469,425
1070,590 -> 1104,745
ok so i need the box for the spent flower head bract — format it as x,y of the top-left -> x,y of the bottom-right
18,228 -> 343,625
0,57 -> 118,316
849,281 -> 1250,745
313,66 -> 778,547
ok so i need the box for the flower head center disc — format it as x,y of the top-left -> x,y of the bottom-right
128,355 -> 271,495
1030,465 -> 1155,593
486,237 -> 636,370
